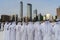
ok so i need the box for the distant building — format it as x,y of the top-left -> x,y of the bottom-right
56,7 -> 60,19
43,15 -> 46,21
52,16 -> 55,20
27,3 -> 32,21
1,15 -> 11,22
20,1 -> 23,21
23,16 -> 29,22
52,16 -> 57,21
33,9 -> 37,19
45,13 -> 52,20
11,14 -> 18,22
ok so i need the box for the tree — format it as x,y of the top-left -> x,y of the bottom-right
40,13 -> 43,21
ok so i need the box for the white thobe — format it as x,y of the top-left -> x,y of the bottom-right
53,22 -> 60,40
41,21 -> 53,40
27,22 -> 35,40
51,22 -> 56,40
21,22 -> 28,40
16,22 -> 22,40
1,23 -> 4,31
10,22 -> 16,40
34,22 -> 43,40
4,22 -> 11,40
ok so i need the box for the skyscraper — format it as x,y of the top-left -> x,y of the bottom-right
27,3 -> 32,21
33,9 -> 38,21
34,9 -> 37,17
56,7 -> 60,19
33,9 -> 37,19
20,1 -> 23,21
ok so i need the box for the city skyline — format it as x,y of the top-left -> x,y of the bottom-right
0,0 -> 60,17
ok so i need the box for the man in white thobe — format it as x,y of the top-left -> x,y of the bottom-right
34,21 -> 43,40
41,20 -> 53,40
51,22 -> 56,40
4,22 -> 11,40
9,22 -> 16,40
53,19 -> 60,40
16,22 -> 22,40
1,22 -> 4,31
27,22 -> 35,40
4,22 -> 7,40
21,22 -> 28,40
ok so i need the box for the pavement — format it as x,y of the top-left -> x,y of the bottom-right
0,31 -> 4,40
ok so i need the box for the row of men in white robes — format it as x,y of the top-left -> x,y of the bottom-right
4,20 -> 60,40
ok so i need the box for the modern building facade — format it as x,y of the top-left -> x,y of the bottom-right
20,1 -> 23,21
27,3 -> 32,21
33,9 -> 37,19
56,7 -> 60,19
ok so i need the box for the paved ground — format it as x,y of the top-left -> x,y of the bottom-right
0,31 -> 4,40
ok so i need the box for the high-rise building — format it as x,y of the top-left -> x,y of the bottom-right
34,9 -> 37,16
20,1 -> 23,21
27,3 -> 32,21
33,9 -> 38,21
34,9 -> 37,17
56,7 -> 60,19
33,9 -> 37,19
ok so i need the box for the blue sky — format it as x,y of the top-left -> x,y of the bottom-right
0,0 -> 60,17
